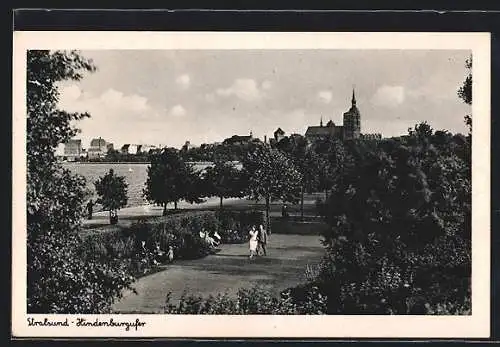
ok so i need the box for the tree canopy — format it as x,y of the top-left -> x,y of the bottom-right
144,147 -> 203,213
94,169 -> 128,223
27,50 -> 134,313
317,122 -> 471,314
244,145 -> 302,231
202,159 -> 245,209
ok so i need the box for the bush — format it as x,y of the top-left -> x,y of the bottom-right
163,285 -> 327,314
215,210 -> 265,243
26,50 -> 134,314
82,210 -> 266,278
315,124 -> 471,314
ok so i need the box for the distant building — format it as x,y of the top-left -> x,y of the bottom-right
140,144 -> 157,154
120,144 -> 140,155
343,89 -> 361,140
223,132 -> 254,146
120,144 -> 130,154
87,137 -> 108,159
181,141 -> 194,151
274,127 -> 286,142
64,139 -> 82,161
305,118 -> 343,142
130,144 -> 140,154
305,89 -> 368,143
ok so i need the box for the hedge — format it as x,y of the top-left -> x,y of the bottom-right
163,285 -> 327,314
215,210 -> 265,243
81,210 -> 265,277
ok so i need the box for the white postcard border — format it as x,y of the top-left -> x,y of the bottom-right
12,31 -> 491,338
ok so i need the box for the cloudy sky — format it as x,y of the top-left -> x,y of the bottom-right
57,49 -> 471,150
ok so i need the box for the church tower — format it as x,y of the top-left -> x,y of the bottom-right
343,88 -> 361,139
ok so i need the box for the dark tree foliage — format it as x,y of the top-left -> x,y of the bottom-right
27,50 -> 134,313
144,147 -> 203,214
311,137 -> 352,200
316,122 -> 471,314
94,169 -> 128,224
276,135 -> 322,218
202,159 -> 246,210
458,56 -> 472,133
243,145 -> 302,233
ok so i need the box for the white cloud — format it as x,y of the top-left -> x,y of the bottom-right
100,89 -> 149,113
261,80 -> 272,90
371,85 -> 405,108
205,93 -> 216,103
175,74 -> 191,89
57,84 -> 163,147
318,90 -> 333,104
169,104 -> 187,117
58,85 -> 151,116
216,78 -> 264,101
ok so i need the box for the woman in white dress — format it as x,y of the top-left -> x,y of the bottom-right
248,225 -> 259,259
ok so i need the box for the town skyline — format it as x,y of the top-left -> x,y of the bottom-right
56,49 -> 471,153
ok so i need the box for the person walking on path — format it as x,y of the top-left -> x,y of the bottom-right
86,199 -> 94,220
257,224 -> 268,256
248,225 -> 259,259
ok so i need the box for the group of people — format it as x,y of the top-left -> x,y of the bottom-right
199,229 -> 222,248
248,224 -> 268,259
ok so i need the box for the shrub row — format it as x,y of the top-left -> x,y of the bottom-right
163,285 -> 327,314
216,210 -> 265,243
81,210 -> 264,277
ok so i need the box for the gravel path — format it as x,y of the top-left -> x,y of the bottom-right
111,234 -> 324,313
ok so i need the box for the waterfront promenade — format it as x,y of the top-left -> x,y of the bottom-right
82,197 -> 249,228
111,232 -> 324,313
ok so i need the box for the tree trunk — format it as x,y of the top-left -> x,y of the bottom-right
265,196 -> 271,235
162,203 -> 167,216
220,196 -> 223,211
301,185 -> 304,220
174,200 -> 178,210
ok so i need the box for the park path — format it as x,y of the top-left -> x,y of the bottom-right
111,233 -> 324,313
82,193 -> 324,230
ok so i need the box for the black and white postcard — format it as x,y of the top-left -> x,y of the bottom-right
12,31 -> 491,338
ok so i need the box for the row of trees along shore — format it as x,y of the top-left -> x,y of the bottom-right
27,49 -> 471,314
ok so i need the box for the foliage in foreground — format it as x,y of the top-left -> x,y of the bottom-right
164,285 -> 327,315
27,50 -> 134,313
316,123 -> 471,314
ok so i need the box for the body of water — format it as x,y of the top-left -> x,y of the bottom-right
63,162 -> 242,208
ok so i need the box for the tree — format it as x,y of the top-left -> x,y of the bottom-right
94,169 -> 128,224
105,148 -> 122,162
27,50 -> 133,313
203,158 -> 245,210
144,147 -> 203,215
276,135 -> 321,218
317,123 -> 471,314
458,56 -> 472,133
244,145 -> 302,233
312,137 -> 350,200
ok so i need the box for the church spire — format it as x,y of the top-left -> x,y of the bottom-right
352,87 -> 357,106
320,116 -> 323,127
